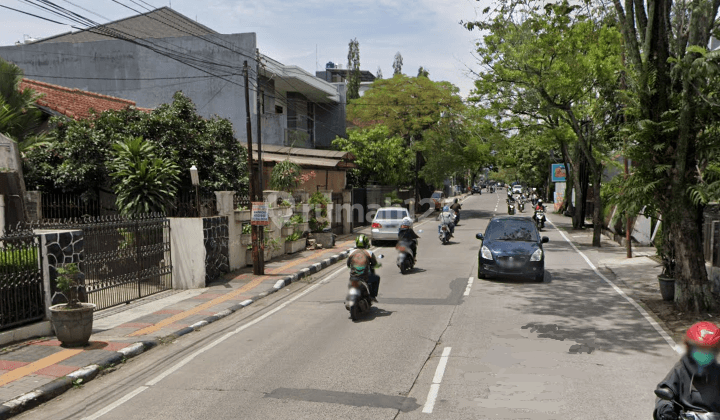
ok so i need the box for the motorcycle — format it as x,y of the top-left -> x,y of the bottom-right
507,199 -> 515,215
453,209 -> 460,226
345,254 -> 383,321
489,185 -> 496,193
438,223 -> 451,245
518,199 -> 525,213
534,210 -> 545,229
655,387 -> 720,420
396,230 -> 422,275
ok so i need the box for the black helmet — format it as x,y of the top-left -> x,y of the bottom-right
454,198 -> 458,203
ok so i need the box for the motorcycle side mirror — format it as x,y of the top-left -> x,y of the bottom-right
654,387 -> 674,401
541,236 -> 549,243
476,233 -> 484,240
377,254 -> 384,259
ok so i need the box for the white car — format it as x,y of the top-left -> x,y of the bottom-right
370,207 -> 410,244
512,185 -> 524,195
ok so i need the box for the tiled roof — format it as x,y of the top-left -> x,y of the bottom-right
30,7 -> 217,45
19,79 -> 147,120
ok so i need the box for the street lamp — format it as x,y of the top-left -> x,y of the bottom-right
190,165 -> 200,216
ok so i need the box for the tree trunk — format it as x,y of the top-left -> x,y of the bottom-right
571,144 -> 585,229
669,199 -> 717,312
592,171 -> 603,247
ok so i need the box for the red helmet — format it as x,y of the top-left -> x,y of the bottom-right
685,321 -> 720,348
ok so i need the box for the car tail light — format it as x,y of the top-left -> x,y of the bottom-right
371,223 -> 382,228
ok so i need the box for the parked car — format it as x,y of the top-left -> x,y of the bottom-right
475,216 -> 549,282
370,207 -> 411,245
430,191 -> 446,210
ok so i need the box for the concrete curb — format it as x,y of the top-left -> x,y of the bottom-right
0,250 -> 352,419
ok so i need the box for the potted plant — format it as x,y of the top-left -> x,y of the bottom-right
49,263 -> 96,347
240,223 -> 252,246
308,191 -> 334,248
235,205 -> 251,222
281,219 -> 294,237
266,237 -> 284,258
284,231 -> 306,254
289,214 -> 308,234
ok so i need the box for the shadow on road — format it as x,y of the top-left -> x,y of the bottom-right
351,307 -> 394,323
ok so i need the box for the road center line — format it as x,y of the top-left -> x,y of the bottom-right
546,217 -> 682,354
422,346 -> 451,414
81,264 -> 348,420
463,277 -> 474,296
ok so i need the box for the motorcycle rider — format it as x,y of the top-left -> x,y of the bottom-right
397,217 -> 420,262
347,234 -> 381,302
532,199 -> 545,223
450,198 -> 462,223
437,205 -> 456,237
654,321 -> 720,419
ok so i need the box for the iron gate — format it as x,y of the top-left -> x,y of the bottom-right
331,192 -> 344,235
33,214 -> 173,311
82,215 -> 172,310
0,228 -> 44,332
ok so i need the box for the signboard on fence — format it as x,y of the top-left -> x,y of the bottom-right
551,163 -> 567,182
251,202 -> 269,226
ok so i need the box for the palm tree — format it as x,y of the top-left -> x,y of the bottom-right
0,58 -> 44,144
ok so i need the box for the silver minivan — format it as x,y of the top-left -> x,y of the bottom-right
370,207 -> 410,244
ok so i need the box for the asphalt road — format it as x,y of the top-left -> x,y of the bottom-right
18,192 -> 680,419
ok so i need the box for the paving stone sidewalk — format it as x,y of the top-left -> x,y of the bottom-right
0,236 -> 358,419
548,213 -> 715,345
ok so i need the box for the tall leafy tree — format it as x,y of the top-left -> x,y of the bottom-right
465,0 -> 623,246
332,125 -> 413,187
392,52 -> 403,76
346,38 -> 361,100
376,66 -> 383,80
23,92 -> 248,197
417,66 -> 429,78
611,0 -> 720,311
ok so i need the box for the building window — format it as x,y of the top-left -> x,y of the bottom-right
275,105 -> 283,114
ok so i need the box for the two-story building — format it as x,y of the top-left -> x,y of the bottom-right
0,7 -> 345,149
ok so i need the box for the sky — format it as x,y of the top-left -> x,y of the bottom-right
0,0 -> 492,98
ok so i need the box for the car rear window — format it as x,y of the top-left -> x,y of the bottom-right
376,209 -> 408,220
485,219 -> 538,242
431,193 -> 441,199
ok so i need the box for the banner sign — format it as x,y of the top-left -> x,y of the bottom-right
551,163 -> 567,182
251,202 -> 269,226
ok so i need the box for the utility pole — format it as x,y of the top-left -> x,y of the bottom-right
256,50 -> 265,274
620,51 -> 632,258
244,61 -> 264,275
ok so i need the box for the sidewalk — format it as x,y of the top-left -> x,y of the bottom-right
0,233 -> 363,419
547,213 -> 715,346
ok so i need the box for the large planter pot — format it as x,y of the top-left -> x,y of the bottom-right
312,232 -> 335,248
281,226 -> 294,237
240,233 -> 251,246
49,303 -> 96,347
294,222 -> 309,234
235,210 -> 251,222
285,238 -> 307,254
658,275 -> 675,301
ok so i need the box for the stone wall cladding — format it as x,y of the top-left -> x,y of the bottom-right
203,216 -> 229,283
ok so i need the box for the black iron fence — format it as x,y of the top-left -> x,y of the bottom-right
0,228 -> 44,332
166,190 -> 218,217
29,214 -> 172,311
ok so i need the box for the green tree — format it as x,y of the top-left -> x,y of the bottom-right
23,92 -> 248,197
108,136 -> 180,215
376,66 -> 383,80
465,0 -> 623,245
332,125 -> 413,187
0,58 -> 44,147
392,52 -> 403,76
269,159 -> 302,192
417,66 -> 429,78
347,38 -> 361,100
611,0 -> 720,311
